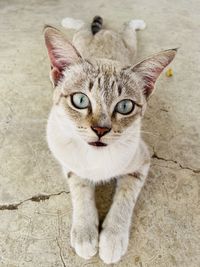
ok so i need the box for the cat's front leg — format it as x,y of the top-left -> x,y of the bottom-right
99,162 -> 150,264
67,172 -> 98,259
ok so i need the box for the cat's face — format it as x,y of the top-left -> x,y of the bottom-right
54,59 -> 146,147
44,26 -> 176,148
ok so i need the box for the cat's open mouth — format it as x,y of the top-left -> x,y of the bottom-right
88,141 -> 107,147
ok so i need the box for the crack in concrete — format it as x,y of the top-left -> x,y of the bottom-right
1,148 -> 199,211
152,147 -> 200,173
0,190 -> 70,211
56,238 -> 67,267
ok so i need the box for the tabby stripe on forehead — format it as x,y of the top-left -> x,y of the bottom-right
111,80 -> 115,89
98,77 -> 101,87
118,84 -> 122,96
89,81 -> 93,91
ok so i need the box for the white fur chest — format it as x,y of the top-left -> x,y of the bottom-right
47,109 -> 139,182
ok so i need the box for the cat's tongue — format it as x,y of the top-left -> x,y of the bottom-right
88,141 -> 107,147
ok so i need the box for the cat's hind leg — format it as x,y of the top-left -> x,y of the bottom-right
128,19 -> 146,31
122,19 -> 146,61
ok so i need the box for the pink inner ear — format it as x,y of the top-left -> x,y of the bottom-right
47,42 -> 67,72
46,40 -> 68,86
45,29 -> 82,86
143,66 -> 165,97
51,67 -> 63,86
143,76 -> 154,97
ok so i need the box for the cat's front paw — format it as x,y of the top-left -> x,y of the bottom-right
99,228 -> 129,264
70,224 -> 98,259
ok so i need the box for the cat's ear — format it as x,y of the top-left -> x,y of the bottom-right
44,25 -> 82,87
131,49 -> 177,99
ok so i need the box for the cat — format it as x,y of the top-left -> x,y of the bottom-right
43,16 -> 177,264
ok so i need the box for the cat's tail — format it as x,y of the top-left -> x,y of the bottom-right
91,16 -> 103,35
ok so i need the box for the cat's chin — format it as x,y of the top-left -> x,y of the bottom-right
88,141 -> 107,147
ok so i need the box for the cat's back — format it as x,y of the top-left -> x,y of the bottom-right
73,23 -> 134,66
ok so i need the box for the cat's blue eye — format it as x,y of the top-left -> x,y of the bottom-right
115,99 -> 135,115
71,93 -> 90,109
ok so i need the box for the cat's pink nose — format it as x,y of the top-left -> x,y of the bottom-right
91,126 -> 111,138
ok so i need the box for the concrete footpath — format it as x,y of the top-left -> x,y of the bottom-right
0,0 -> 199,266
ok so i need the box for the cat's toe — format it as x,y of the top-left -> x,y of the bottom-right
70,224 -> 98,259
129,19 -> 146,30
99,228 -> 129,264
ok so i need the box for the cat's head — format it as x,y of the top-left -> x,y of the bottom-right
44,26 -> 176,148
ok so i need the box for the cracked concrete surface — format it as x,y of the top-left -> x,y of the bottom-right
0,191 -> 70,211
0,0 -> 200,266
152,148 -> 200,174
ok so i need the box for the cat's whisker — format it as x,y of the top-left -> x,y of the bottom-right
140,130 -> 159,134
125,129 -> 159,138
104,137 -> 121,141
141,131 -> 160,137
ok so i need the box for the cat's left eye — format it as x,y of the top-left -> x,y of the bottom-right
115,99 -> 135,115
71,93 -> 90,109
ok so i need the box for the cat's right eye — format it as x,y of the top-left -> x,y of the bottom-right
71,93 -> 90,109
115,99 -> 135,115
